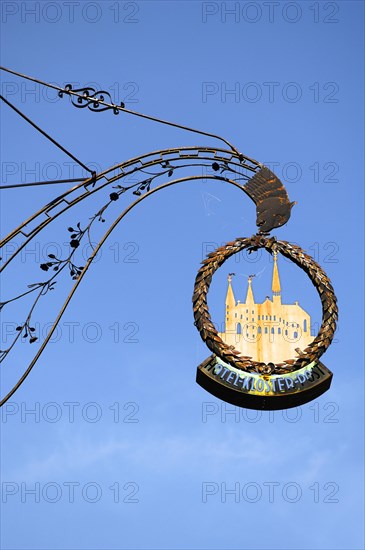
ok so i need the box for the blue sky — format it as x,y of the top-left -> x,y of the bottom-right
0,1 -> 364,549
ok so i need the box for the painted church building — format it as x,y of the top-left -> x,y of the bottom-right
218,253 -> 312,364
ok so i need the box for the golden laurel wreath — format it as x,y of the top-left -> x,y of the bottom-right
193,234 -> 338,375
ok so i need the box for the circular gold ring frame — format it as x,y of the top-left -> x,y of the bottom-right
193,235 -> 338,375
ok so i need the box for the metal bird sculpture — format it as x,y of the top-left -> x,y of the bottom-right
243,167 -> 296,234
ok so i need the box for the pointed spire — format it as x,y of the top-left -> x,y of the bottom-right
245,275 -> 255,304
272,251 -> 281,296
226,273 -> 236,307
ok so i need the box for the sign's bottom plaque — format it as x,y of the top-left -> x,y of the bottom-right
197,355 -> 333,410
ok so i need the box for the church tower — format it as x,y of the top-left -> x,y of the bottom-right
225,274 -> 236,332
272,251 -> 281,305
245,275 -> 255,305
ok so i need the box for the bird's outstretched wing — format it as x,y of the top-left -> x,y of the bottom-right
243,167 -> 289,205
242,166 -> 296,234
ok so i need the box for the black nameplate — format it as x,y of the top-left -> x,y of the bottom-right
196,355 -> 332,410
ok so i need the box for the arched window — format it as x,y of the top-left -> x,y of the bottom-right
271,327 -> 275,334
304,319 -> 307,332
285,330 -> 288,336
237,323 -> 242,335
265,327 -> 268,334
258,327 -> 262,334
258,315 -> 260,320
278,328 -> 281,334
294,331 -> 298,339
266,315 -> 268,320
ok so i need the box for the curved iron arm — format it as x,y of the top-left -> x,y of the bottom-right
0,172 -> 251,407
1,146 -> 260,270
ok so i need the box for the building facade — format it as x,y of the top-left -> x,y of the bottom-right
218,253 -> 312,363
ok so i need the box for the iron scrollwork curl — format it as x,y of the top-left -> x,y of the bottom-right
58,84 -> 125,114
